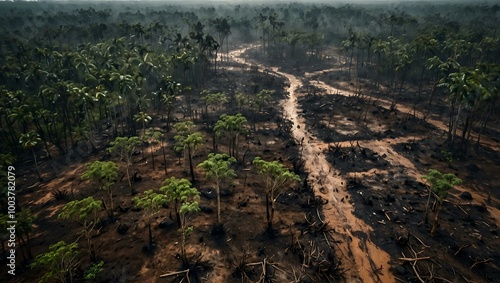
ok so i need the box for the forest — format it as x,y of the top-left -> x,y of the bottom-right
0,1 -> 499,282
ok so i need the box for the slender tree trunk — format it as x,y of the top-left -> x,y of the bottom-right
428,76 -> 439,106
141,124 -> 146,160
265,193 -> 272,231
214,49 -> 218,73
216,183 -> 221,224
174,202 -> 181,229
235,134 -> 239,161
212,131 -> 217,152
398,67 -> 408,97
32,149 -> 42,181
424,187 -> 432,224
85,227 -> 96,262
269,198 -> 275,232
161,141 -> 168,175
460,111 -> 474,150
417,64 -> 425,99
126,162 -> 133,195
431,204 -> 442,236
180,215 -> 188,265
348,48 -> 354,80
451,104 -> 463,144
150,144 -> 155,170
476,102 -> 494,149
188,147 -> 195,182
148,218 -> 153,247
109,189 -> 114,219
447,101 -> 456,142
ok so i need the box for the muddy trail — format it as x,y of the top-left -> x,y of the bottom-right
229,46 -> 395,283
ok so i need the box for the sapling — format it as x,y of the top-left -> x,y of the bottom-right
197,153 -> 236,226
30,241 -> 79,283
214,113 -> 247,160
81,161 -> 119,218
179,201 -> 200,265
132,189 -> 167,249
422,169 -> 462,236
108,136 -> 141,194
160,177 -> 200,264
84,261 -> 104,282
253,157 -> 300,233
174,122 -> 203,182
59,197 -> 102,261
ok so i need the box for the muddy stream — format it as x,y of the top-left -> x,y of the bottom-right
229,46 -> 395,283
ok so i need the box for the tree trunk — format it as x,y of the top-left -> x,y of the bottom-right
188,147 -> 195,182
431,204 -> 442,236
424,187 -> 432,224
161,141 -> 168,175
398,67 -> 408,97
214,49 -> 218,73
265,193 -> 270,224
171,202 -> 181,229
212,131 -> 217,152
150,142 -> 155,170
216,183 -> 221,224
109,190 -> 114,219
348,48 -> 354,80
148,218 -> 153,247
141,124 -> 146,160
476,102 -> 495,149
269,198 -> 275,232
180,216 -> 188,265
428,76 -> 439,106
447,101 -> 456,142
451,103 -> 463,144
460,110 -> 474,151
126,163 -> 133,195
32,149 -> 42,181
234,134 -> 239,161
85,228 -> 96,262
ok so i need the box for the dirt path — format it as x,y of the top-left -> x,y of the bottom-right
229,46 -> 395,283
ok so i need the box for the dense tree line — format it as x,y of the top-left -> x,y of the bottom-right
1,2 -> 499,156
